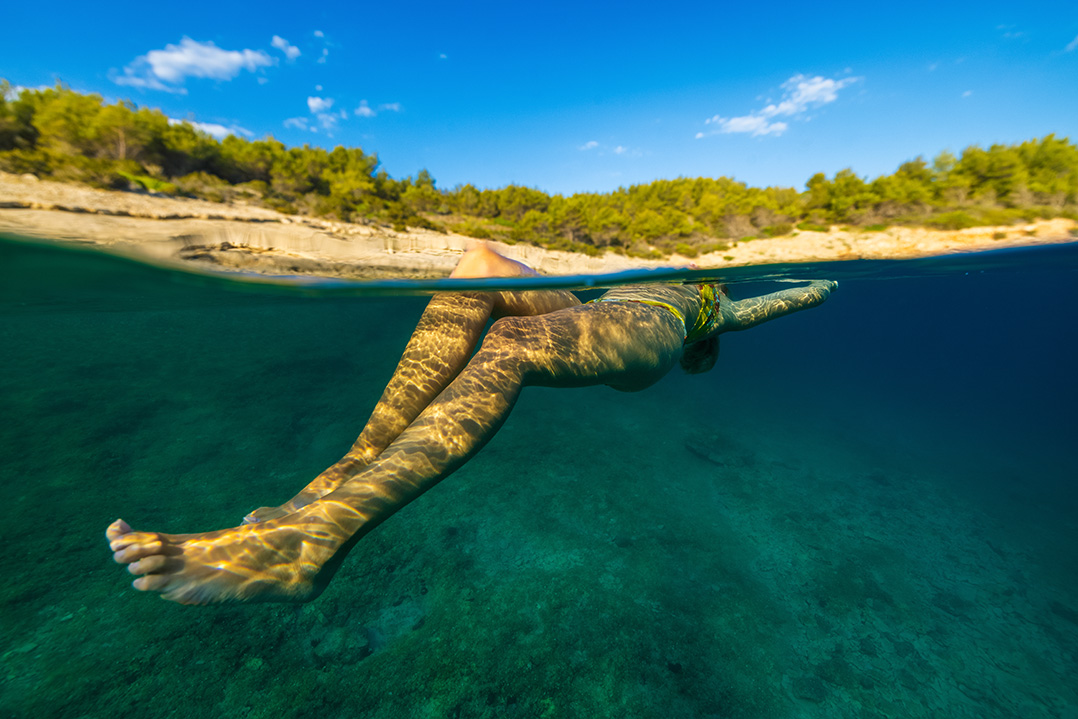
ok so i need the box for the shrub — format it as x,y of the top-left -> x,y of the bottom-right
409,215 -> 447,233
979,208 -> 1021,226
264,197 -> 296,214
117,170 -> 177,194
992,231 -> 1007,240
698,241 -> 730,254
761,222 -> 794,237
548,238 -> 602,256
174,171 -> 230,199
45,156 -> 128,189
508,226 -> 540,246
626,245 -> 663,259
797,221 -> 830,232
454,222 -> 492,240
927,211 -> 978,230
0,149 -> 50,175
313,194 -> 353,221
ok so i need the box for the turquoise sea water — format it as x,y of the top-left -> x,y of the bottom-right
1,235 -> 1076,718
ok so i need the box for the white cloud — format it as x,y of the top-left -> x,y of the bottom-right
315,84 -> 323,91
579,141 -> 640,157
769,74 -> 857,115
113,37 -> 274,92
573,140 -> 638,156
307,96 -> 333,113
316,113 -> 338,131
286,116 -> 325,133
439,53 -> 448,60
1066,34 -> 1078,52
112,72 -> 185,94
305,97 -> 338,133
697,73 -> 859,138
702,114 -> 789,137
962,90 -> 973,98
271,35 -> 301,60
168,117 -> 251,139
351,101 -> 401,118
312,31 -> 330,63
191,122 -> 232,138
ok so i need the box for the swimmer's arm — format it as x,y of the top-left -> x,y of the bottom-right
720,280 -> 837,332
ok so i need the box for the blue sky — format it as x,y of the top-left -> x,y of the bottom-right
3,0 -> 1077,195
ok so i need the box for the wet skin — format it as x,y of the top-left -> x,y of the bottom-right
108,246 -> 836,604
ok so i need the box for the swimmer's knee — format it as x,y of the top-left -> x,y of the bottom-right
474,318 -> 533,368
451,243 -> 535,279
486,316 -> 529,342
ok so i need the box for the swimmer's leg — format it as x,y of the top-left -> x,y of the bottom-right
112,302 -> 678,605
243,291 -> 496,523
244,246 -> 580,524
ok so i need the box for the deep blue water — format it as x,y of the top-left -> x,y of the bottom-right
1,236 -> 1076,718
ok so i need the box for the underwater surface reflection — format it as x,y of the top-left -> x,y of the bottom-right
1,236 -> 1076,718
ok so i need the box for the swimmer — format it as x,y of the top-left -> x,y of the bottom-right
107,243 -> 836,604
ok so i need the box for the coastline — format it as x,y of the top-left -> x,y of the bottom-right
2,171 -> 1075,279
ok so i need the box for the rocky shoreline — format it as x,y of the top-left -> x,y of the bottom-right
1,171 -> 1075,279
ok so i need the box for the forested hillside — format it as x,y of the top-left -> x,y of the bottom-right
3,82 -> 1077,257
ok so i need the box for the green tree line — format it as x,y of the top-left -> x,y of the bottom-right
3,82 -> 1077,257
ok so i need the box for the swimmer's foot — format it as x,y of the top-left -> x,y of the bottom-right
106,518 -> 341,605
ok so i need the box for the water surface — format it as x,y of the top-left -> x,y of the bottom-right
1,236 -> 1076,718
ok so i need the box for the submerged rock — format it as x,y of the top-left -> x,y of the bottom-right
790,675 -> 829,703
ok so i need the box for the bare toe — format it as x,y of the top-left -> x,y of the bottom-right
128,554 -> 169,575
133,574 -> 174,593
111,535 -> 164,563
106,519 -> 132,542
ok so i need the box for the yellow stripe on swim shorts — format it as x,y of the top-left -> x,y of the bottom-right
684,284 -> 721,344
